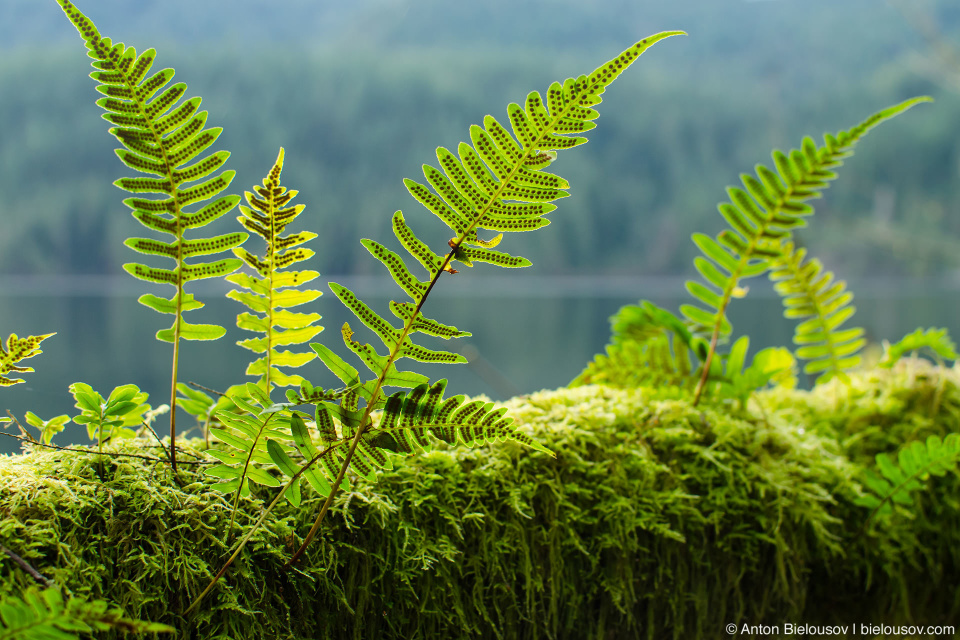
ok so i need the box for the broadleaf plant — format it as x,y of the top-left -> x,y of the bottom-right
57,0 -> 249,472
226,148 -> 323,394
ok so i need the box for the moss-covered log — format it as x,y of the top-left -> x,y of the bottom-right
2,363 -> 959,639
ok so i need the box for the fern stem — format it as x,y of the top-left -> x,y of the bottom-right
691,327 -> 722,406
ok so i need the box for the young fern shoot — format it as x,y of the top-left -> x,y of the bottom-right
57,0 -> 248,472
684,97 -> 931,405
227,148 -> 323,395
280,31 -> 686,566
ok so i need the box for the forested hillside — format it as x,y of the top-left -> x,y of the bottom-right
2,0 -> 959,280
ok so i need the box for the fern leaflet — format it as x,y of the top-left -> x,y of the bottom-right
58,0 -> 249,471
684,97 -> 930,404
856,434 -> 960,525
226,148 -> 323,394
0,333 -> 54,387
879,327 -> 958,368
767,240 -> 865,384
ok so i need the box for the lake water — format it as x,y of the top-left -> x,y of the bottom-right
3,274 -> 959,454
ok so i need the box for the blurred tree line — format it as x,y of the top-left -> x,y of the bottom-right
2,0 -> 959,281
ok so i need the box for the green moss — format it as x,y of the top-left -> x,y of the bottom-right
2,366 -> 958,639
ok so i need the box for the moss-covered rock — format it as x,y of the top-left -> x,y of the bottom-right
1,364 -> 958,639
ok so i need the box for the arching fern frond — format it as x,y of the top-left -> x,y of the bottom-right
227,148 -> 323,394
768,240 -> 865,384
856,433 -> 960,527
684,97 -> 930,404
57,0 -> 249,471
879,327 -> 958,368
322,32 -> 685,409
0,333 -> 54,387
0,587 -> 174,639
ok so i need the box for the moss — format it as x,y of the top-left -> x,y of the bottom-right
1,366 -> 958,639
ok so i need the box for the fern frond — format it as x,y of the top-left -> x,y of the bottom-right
768,240 -> 865,384
879,327 -> 958,368
275,36 -> 686,567
0,586 -> 174,639
684,97 -> 930,404
682,97 -> 929,342
226,149 -> 323,394
58,0 -> 250,471
57,0 -> 247,342
0,333 -> 54,387
324,33 -> 684,409
856,434 -> 960,525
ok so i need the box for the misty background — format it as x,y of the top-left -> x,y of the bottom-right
2,0 -> 959,450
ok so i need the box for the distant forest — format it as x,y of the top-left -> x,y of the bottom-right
3,0 -> 960,281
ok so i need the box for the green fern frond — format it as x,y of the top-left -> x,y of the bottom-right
856,433 -> 960,525
226,148 -> 323,394
768,240 -> 865,384
58,0 -> 250,471
879,327 -> 958,368
682,97 -> 929,343
323,33 -> 684,415
0,586 -> 174,639
684,97 -> 929,405
571,301 -> 704,388
57,0 -> 247,342
0,333 -> 54,387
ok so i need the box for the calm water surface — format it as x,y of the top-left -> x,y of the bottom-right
2,275 -> 959,454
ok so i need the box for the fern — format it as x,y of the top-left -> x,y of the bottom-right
57,0 -> 249,472
0,587 -> 174,639
767,239 -> 865,384
267,32 -> 687,566
683,97 -> 931,404
227,148 -> 323,394
571,301 -> 704,388
269,379 -> 550,491
0,333 -> 55,387
879,327 -> 958,368
203,382 -> 301,538
856,433 -> 960,526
